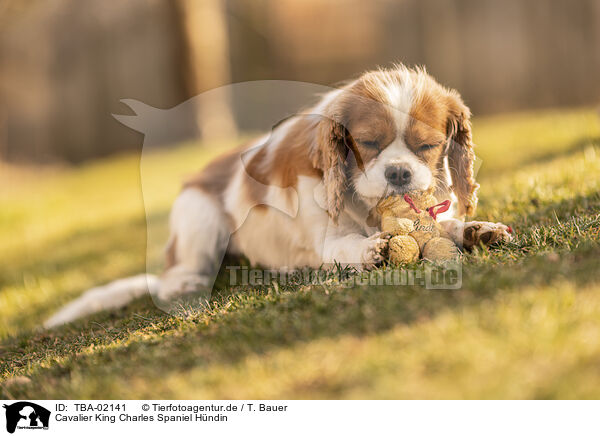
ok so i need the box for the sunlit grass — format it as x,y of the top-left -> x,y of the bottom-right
0,108 -> 599,399
473,106 -> 600,177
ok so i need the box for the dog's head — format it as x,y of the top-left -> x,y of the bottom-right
312,66 -> 479,222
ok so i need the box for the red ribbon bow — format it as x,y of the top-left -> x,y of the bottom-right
426,200 -> 451,221
403,195 -> 451,221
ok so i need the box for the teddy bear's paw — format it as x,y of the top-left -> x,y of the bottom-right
463,221 -> 513,250
361,232 -> 391,269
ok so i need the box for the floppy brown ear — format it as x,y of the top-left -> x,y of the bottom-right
446,93 -> 479,217
311,116 -> 349,223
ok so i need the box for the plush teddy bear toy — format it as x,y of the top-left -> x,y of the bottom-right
375,188 -> 460,263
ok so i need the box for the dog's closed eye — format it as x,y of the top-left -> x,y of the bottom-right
418,143 -> 440,152
360,140 -> 380,149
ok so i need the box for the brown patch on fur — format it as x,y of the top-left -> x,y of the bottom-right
405,85 -> 451,197
245,116 -> 323,188
240,143 -> 270,209
406,88 -> 449,150
186,115 -> 324,214
311,116 -> 349,221
332,79 -> 397,165
182,145 -> 242,236
445,90 -> 479,216
311,79 -> 397,221
184,144 -> 244,198
242,116 -> 324,208
406,75 -> 478,216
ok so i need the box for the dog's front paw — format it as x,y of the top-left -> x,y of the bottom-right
361,232 -> 391,269
463,221 -> 513,250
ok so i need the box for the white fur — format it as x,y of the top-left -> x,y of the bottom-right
158,189 -> 229,300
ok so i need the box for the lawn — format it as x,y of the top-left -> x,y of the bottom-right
1,107 -> 599,399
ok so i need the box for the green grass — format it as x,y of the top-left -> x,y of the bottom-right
1,107 -> 600,399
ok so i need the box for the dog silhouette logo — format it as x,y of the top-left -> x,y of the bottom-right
2,402 -> 50,433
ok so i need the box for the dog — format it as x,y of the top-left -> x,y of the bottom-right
45,65 -> 512,328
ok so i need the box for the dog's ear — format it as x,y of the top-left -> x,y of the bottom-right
446,92 -> 479,216
312,116 -> 350,223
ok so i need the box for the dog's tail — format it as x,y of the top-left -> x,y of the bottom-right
44,274 -> 160,329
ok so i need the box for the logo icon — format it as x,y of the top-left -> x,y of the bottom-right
2,402 -> 50,434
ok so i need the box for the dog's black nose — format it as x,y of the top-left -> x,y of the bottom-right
385,165 -> 412,186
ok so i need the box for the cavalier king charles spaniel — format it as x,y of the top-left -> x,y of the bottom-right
45,65 -> 512,327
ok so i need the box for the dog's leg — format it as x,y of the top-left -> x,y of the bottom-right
321,231 -> 391,270
158,188 -> 230,301
44,188 -> 230,327
440,218 -> 513,250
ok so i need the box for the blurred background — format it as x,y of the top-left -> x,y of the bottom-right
1,0 -> 599,163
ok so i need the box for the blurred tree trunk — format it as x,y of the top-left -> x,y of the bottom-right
175,0 -> 237,139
